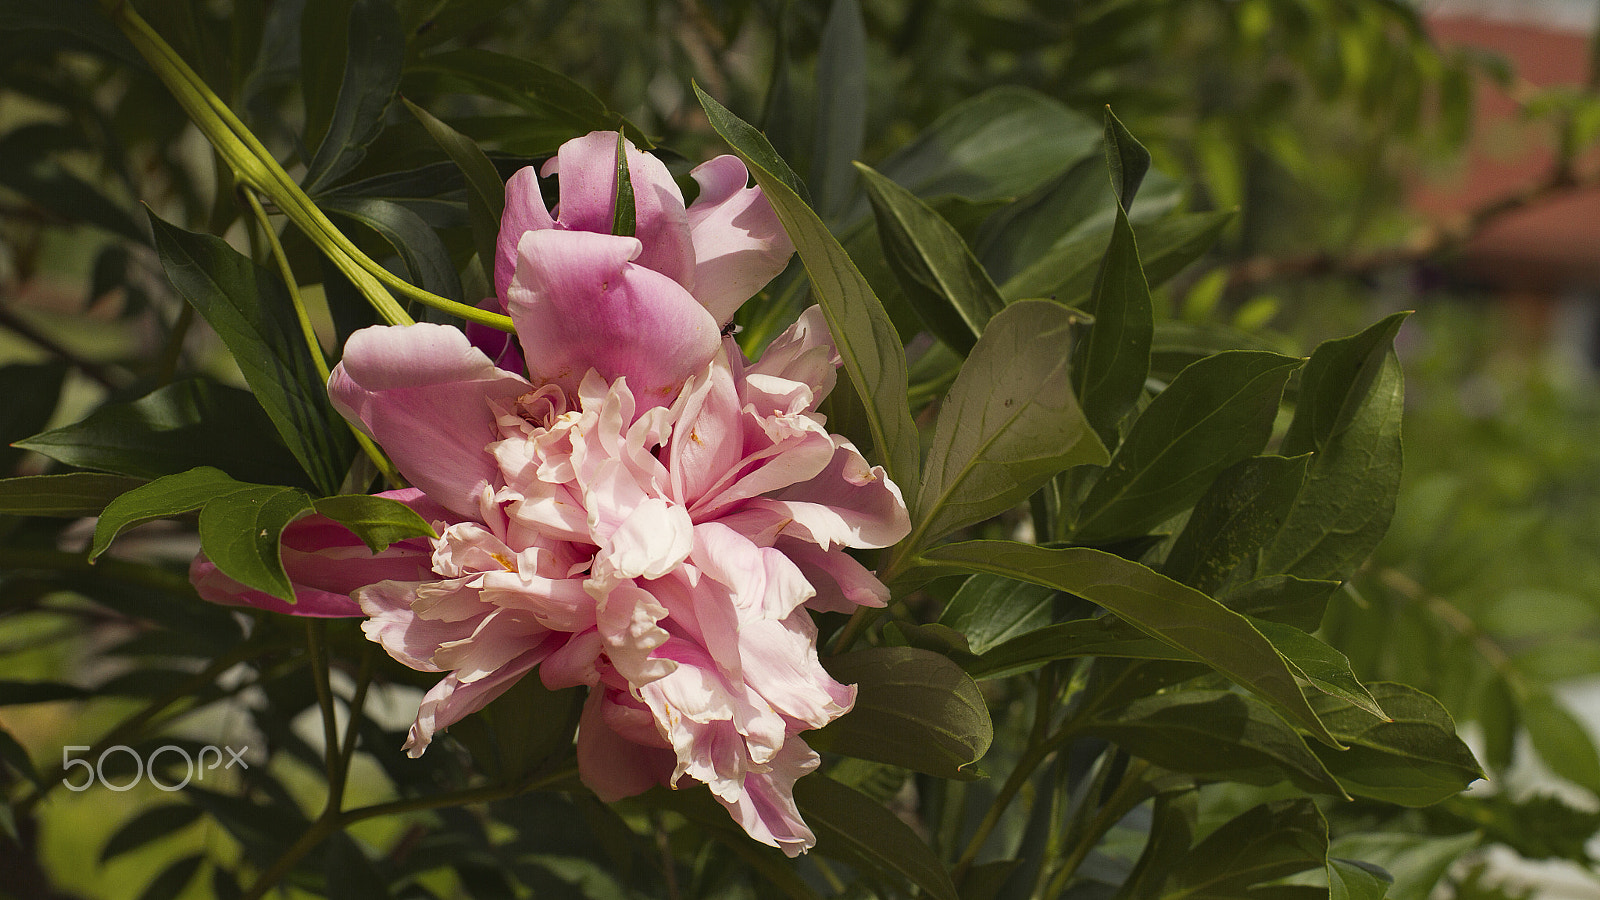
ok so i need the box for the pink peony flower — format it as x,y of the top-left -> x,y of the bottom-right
191,131 -> 896,855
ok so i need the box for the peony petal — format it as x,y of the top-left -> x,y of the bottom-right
753,437 -> 911,549
714,738 -> 820,857
576,687 -> 675,801
543,131 -> 695,287
778,537 -> 891,613
357,579 -> 485,672
506,230 -> 721,410
403,644 -> 554,756
329,324 -> 531,519
496,166 -> 556,298
685,155 -> 795,324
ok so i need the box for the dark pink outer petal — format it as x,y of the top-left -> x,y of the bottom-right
506,229 -> 721,409
685,155 -> 795,325
328,323 -> 532,519
542,131 -> 695,288
189,488 -> 446,617
576,688 -> 675,801
496,166 -> 556,298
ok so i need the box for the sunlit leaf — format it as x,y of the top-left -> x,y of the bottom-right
1164,454 -> 1311,595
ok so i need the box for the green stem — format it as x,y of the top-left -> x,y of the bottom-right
305,621 -> 343,796
97,0 -> 517,334
1042,759 -> 1151,899
951,682 -> 1066,881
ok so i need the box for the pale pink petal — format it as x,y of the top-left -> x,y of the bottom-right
743,305 -> 838,415
329,324 -> 531,519
778,537 -> 891,613
433,608 -> 551,683
543,131 -> 695,287
403,645 -> 554,756
506,230 -> 721,408
692,521 -> 814,624
738,613 -> 855,728
714,739 -> 820,857
357,579 -> 483,672
596,497 -> 694,582
496,166 -> 555,298
686,155 -> 795,324
667,350 -> 745,508
753,437 -> 911,549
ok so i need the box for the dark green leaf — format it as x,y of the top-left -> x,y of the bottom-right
913,541 -> 1338,745
1252,619 -> 1383,719
135,853 -> 204,900
325,831 -> 392,900
101,805 -> 204,863
610,132 -> 636,237
906,300 -> 1108,554
697,85 -> 918,491
1164,455 -> 1311,595
403,98 -> 504,287
0,360 -> 67,474
811,0 -> 866,218
1221,576 -> 1338,632
91,467 -> 253,561
1102,107 -> 1150,212
809,647 -> 992,779
197,486 -> 317,601
406,49 -> 647,147
13,379 -> 311,488
321,196 -> 464,302
1072,352 -> 1302,543
302,0 -> 403,193
0,473 -> 145,517
0,680 -> 87,705
1000,211 -> 1234,308
857,162 -> 1007,353
1074,199 -> 1151,445
971,617 -> 1194,680
1261,314 -> 1408,582
0,723 -> 41,787
150,214 -> 354,494
0,0 -> 145,66
1438,793 -> 1600,865
871,87 -> 1101,208
1163,800 -> 1327,898
795,774 -> 957,900
0,125 -> 144,241
939,574 -> 1056,655
1328,858 -> 1393,900
311,493 -> 436,552
1309,683 -> 1484,806
1328,832 -> 1478,900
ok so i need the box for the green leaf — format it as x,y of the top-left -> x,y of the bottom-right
0,125 -> 144,241
1220,575 -> 1338,632
1162,800 -> 1327,899
1087,690 -> 1343,795
1328,858 -> 1394,900
0,680 -> 88,705
1113,792 -> 1197,900
12,379 -> 311,488
149,214 -> 354,495
197,486 -> 317,601
0,0 -> 145,67
906,300 -> 1108,555
856,161 -> 1007,354
0,723 -> 41,788
321,196 -> 464,302
311,494 -> 436,553
135,853 -> 204,900
970,617 -> 1196,680
811,0 -> 866,219
0,473 -> 145,517
1253,619 -> 1383,718
1164,455 -> 1312,595
913,541 -> 1339,746
1439,793 -> 1599,865
1075,197 -> 1151,446
101,805 -> 204,863
697,85 -> 918,491
1328,832 -> 1478,900
91,467 -> 316,602
938,574 -> 1056,655
0,360 -> 66,474
91,467 -> 253,560
795,774 -> 957,900
406,49 -> 648,147
809,647 -> 992,779
1102,107 -> 1150,212
870,86 -> 1101,208
403,98 -> 505,288
324,831 -> 391,900
1523,689 -> 1600,795
1000,210 -> 1234,309
302,0 -> 403,194
610,132 -> 636,237
1309,683 -> 1484,806
1072,351 -> 1303,543
1261,313 -> 1408,582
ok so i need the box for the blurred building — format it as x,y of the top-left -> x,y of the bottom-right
1415,0 -> 1600,364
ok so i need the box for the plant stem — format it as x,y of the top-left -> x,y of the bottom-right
305,620 -> 344,795
1041,759 -> 1151,899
